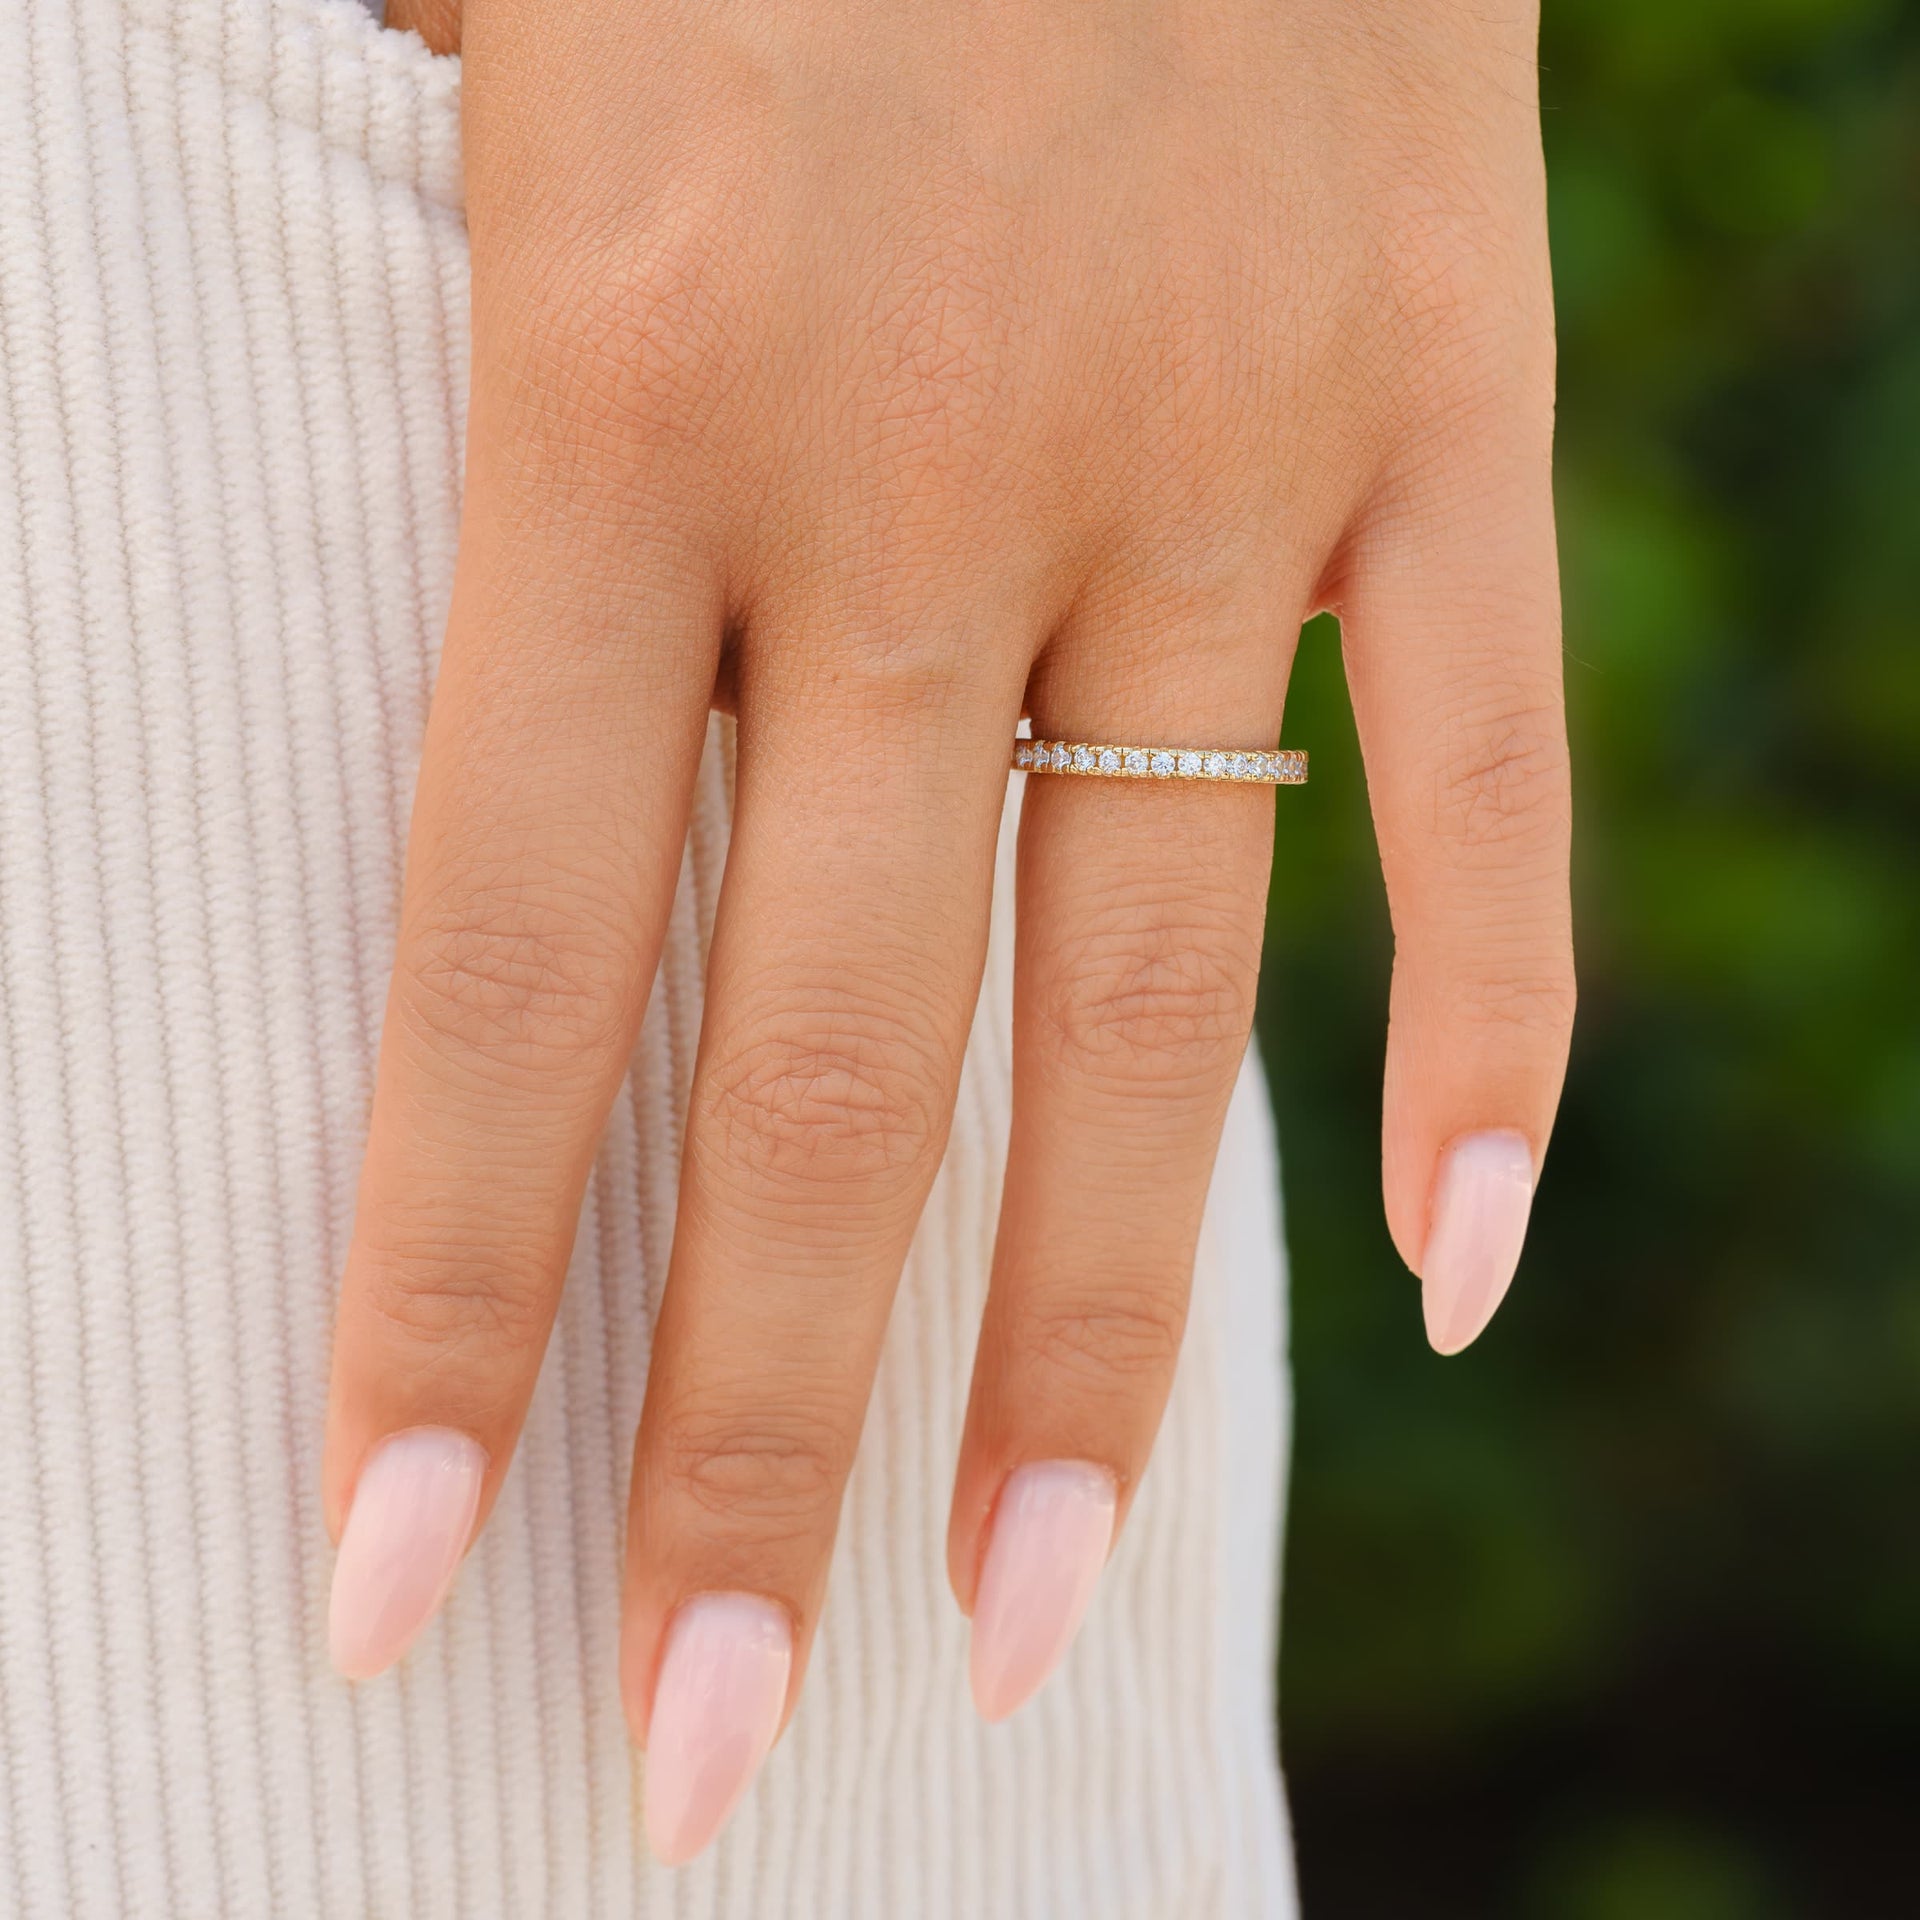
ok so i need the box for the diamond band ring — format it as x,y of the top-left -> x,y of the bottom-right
1015,738 -> 1307,786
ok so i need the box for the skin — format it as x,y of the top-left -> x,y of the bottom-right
332,0 -> 1574,1739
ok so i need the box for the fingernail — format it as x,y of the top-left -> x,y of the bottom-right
969,1460 -> 1116,1723
643,1594 -> 793,1866
328,1427 -> 487,1680
1419,1131 -> 1537,1356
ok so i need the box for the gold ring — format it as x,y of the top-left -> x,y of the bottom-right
1014,737 -> 1307,785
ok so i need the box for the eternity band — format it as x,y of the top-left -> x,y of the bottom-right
1015,738 -> 1307,786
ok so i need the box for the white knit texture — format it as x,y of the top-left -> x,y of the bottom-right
0,0 -> 1296,1912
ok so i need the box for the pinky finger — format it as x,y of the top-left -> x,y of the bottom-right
1341,409 -> 1575,1354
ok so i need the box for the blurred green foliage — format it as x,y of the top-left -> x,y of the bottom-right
1260,1 -> 1920,1912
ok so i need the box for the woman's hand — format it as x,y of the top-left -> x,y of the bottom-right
326,0 -> 1572,1863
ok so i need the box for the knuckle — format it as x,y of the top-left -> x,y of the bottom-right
503,232 -> 733,470
1369,161 -> 1513,341
399,886 -> 636,1076
1039,902 -> 1260,1082
1356,167 -> 1552,429
356,1232 -> 553,1369
861,214 -> 1010,442
1385,231 -> 1500,371
1021,1285 -> 1189,1390
696,1012 -> 949,1195
1458,959 -> 1577,1042
797,611 -> 989,726
656,1405 -> 849,1530
1435,703 -> 1571,856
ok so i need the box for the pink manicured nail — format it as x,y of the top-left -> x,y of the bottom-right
969,1460 -> 1117,1723
328,1427 -> 486,1680
1419,1131 -> 1537,1356
643,1594 -> 793,1866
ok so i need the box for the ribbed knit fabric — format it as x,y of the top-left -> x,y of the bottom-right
0,0 -> 1297,1912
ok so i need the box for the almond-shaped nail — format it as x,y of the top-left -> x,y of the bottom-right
328,1427 -> 486,1680
1419,1130 -> 1537,1356
643,1594 -> 792,1866
969,1460 -> 1116,1723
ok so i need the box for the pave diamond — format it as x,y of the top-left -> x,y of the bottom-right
1021,734 -> 1301,785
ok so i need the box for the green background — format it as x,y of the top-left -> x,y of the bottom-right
1261,1 -> 1920,1912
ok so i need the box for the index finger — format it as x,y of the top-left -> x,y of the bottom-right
322,431 -> 719,1677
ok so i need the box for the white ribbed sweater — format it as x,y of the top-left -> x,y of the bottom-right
0,0 -> 1296,1912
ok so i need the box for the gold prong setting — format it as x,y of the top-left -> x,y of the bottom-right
1014,738 -> 1307,785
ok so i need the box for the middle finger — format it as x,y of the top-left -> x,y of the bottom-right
621,576 -> 1028,1863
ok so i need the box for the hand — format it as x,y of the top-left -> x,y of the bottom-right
326,0 -> 1573,1863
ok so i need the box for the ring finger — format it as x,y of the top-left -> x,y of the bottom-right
948,564 -> 1298,1719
